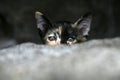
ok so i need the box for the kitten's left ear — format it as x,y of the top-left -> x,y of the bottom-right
35,11 -> 52,34
73,13 -> 92,36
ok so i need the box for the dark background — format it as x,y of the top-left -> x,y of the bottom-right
0,0 -> 120,48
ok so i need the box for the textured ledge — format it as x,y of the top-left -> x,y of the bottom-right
0,38 -> 120,80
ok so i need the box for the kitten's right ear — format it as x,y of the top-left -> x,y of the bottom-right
72,13 -> 92,36
35,11 -> 52,33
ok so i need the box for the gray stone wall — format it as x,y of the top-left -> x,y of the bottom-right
0,38 -> 120,80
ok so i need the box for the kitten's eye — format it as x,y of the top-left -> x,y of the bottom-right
48,36 -> 56,41
68,38 -> 74,42
68,35 -> 76,40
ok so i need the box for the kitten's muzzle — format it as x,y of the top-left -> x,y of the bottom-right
47,41 -> 60,45
67,38 -> 76,45
46,38 -> 61,46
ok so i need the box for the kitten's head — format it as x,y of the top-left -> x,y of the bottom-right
66,13 -> 92,45
35,11 -> 62,45
35,11 -> 92,45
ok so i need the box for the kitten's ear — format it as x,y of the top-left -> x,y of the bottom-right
73,13 -> 92,36
35,11 -> 52,33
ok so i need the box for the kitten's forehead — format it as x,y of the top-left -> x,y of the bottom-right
44,28 -> 61,39
54,21 -> 72,29
46,29 -> 58,35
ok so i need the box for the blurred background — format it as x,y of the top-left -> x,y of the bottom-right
0,0 -> 120,49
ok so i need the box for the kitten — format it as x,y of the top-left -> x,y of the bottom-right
35,11 -> 92,45
35,11 -> 61,45
65,13 -> 92,45
51,13 -> 92,45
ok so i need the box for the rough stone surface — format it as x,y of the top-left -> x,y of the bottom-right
0,38 -> 120,80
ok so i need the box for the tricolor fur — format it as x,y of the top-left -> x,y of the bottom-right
35,11 -> 92,45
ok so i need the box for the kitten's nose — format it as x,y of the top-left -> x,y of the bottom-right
67,41 -> 72,45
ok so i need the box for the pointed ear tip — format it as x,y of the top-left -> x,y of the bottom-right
35,11 -> 43,18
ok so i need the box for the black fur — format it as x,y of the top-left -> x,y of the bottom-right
35,11 -> 92,45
